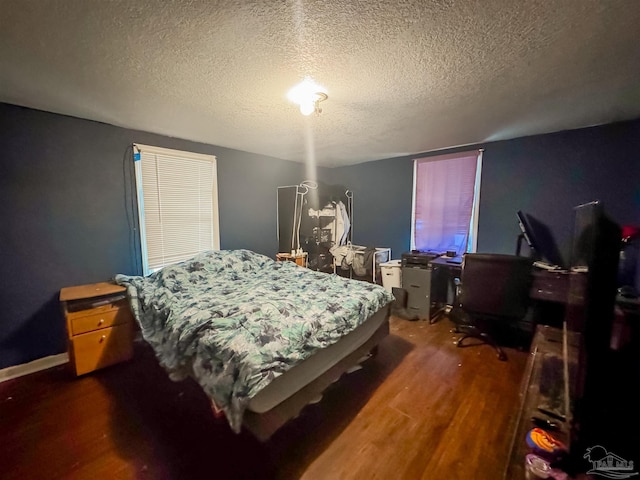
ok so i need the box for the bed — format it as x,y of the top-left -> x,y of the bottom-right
115,249 -> 395,440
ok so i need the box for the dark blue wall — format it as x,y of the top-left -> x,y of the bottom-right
0,103 -> 304,369
477,122 -> 640,263
324,120 -> 640,264
2,101 -> 639,370
322,156 -> 414,260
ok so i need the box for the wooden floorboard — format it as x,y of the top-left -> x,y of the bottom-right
0,315 -> 529,480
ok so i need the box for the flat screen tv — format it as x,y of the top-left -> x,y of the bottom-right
516,210 -> 564,267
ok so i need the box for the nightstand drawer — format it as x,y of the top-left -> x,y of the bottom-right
71,322 -> 134,376
71,307 -> 132,335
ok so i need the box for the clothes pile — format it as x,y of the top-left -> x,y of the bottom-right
330,244 -> 377,277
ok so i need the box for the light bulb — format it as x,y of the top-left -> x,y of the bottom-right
299,101 -> 315,116
288,78 -> 327,116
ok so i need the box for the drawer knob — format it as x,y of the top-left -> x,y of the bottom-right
98,319 -> 105,325
100,335 -> 106,342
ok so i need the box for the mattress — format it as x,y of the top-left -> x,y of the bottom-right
115,249 -> 396,433
248,307 -> 388,413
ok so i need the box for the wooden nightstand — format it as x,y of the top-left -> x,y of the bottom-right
276,252 -> 308,267
60,281 -> 134,376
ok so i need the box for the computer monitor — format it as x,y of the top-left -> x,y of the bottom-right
516,210 -> 564,267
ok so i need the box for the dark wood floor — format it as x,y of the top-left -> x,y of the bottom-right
0,316 -> 530,480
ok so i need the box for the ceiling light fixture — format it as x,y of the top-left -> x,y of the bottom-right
287,78 -> 328,116
298,92 -> 327,116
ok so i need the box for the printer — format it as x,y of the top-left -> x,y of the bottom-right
401,250 -> 442,268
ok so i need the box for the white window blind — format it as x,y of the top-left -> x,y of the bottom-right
411,150 -> 483,255
134,144 -> 220,275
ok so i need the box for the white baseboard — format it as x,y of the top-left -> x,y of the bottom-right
0,353 -> 69,383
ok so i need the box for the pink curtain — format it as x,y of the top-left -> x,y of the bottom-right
414,151 -> 479,255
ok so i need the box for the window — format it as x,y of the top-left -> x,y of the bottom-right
411,150 -> 483,255
134,144 -> 220,275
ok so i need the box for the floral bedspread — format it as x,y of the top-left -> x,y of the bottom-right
115,249 -> 394,432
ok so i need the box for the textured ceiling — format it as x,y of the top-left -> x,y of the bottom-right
1,1 -> 639,167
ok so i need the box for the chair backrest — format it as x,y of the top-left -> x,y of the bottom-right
459,253 -> 533,319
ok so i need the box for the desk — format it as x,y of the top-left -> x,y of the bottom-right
426,261 -> 587,325
428,256 -> 462,323
530,269 -> 586,304
529,269 -> 587,330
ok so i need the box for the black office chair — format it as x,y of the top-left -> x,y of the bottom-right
450,253 -> 533,360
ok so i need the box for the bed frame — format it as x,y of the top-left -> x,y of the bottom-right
241,308 -> 390,441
